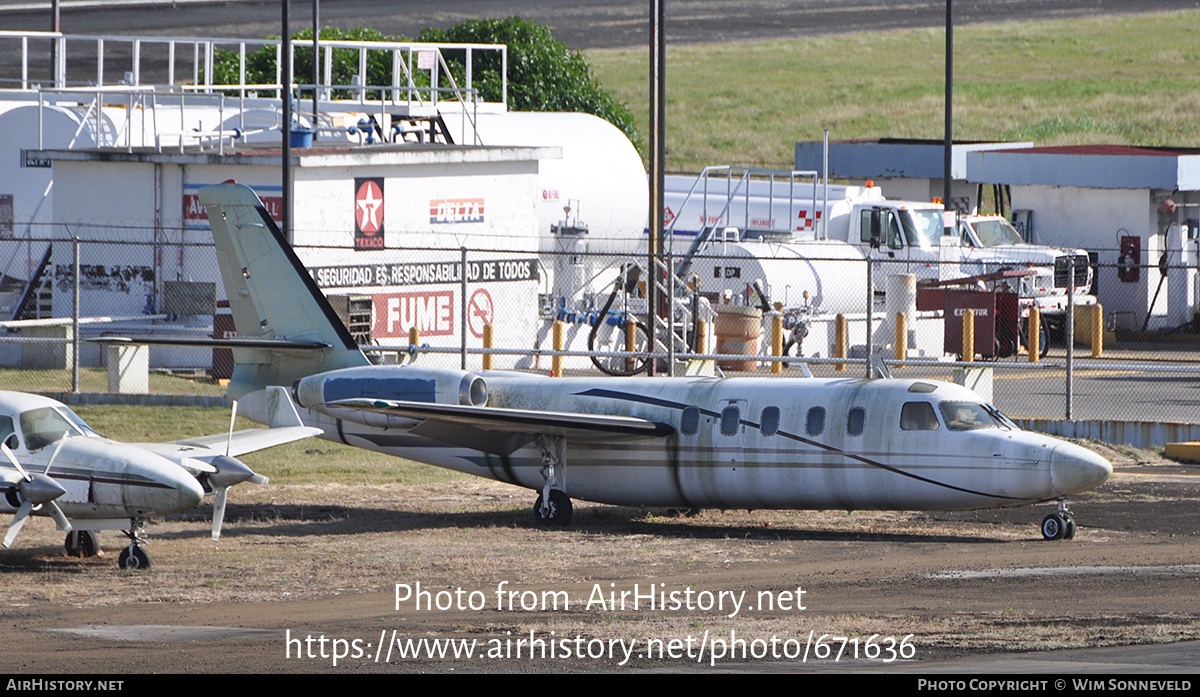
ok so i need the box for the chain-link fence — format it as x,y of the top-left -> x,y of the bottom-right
3,232 -> 1199,436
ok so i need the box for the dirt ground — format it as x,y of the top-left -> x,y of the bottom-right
0,441 -> 1197,673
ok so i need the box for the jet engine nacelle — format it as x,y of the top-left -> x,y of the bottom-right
294,366 -> 488,429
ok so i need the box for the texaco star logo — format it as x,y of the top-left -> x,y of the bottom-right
355,180 -> 384,235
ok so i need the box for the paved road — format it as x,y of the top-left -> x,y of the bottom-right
2,0 -> 1199,49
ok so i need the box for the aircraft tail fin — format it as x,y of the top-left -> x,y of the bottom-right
199,182 -> 370,399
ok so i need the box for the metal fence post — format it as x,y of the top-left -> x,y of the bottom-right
1066,256 -> 1075,419
72,235 -> 80,393
460,246 -> 467,370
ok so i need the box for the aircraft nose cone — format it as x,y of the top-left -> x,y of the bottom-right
1050,442 -> 1112,496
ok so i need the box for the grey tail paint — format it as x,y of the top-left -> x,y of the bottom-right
199,182 -> 370,399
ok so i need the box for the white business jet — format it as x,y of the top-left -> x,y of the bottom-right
190,182 -> 1110,540
0,387 -> 319,568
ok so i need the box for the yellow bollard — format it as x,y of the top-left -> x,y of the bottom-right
482,323 -> 493,370
408,326 -> 419,346
625,318 -> 637,373
1091,304 -> 1103,357
894,312 -> 906,367
1028,306 -> 1040,363
552,321 -> 564,377
962,309 -> 974,362
771,312 -> 783,374
835,314 -> 847,371
696,318 -> 708,355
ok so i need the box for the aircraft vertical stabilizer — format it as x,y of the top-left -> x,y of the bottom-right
199,182 -> 370,398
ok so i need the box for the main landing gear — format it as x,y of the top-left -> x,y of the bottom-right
531,434 -> 573,527
117,520 -> 151,570
1041,498 -> 1077,541
64,530 -> 100,558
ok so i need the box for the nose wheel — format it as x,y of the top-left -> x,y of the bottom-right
117,521 -> 151,570
1041,499 -> 1077,540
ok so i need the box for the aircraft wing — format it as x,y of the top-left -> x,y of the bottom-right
170,426 -> 323,458
329,398 -> 673,455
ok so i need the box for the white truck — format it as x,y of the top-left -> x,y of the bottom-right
665,169 -> 1094,347
956,214 -> 1096,348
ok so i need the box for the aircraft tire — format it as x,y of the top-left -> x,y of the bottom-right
1064,516 -> 1077,540
118,545 -> 151,570
533,490 -> 573,527
64,530 -> 100,558
1040,513 -> 1067,541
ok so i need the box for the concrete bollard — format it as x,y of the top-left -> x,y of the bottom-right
552,320 -> 564,377
962,309 -> 975,362
771,310 -> 783,374
835,314 -> 847,372
1028,306 -> 1040,363
482,323 -> 493,370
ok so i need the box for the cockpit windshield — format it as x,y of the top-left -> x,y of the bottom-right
19,406 -> 92,450
938,401 -> 1011,431
900,209 -> 944,250
967,218 -> 1024,247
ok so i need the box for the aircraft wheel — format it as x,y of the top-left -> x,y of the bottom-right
118,545 -> 151,570
1063,516 -> 1077,540
1041,513 -> 1067,540
64,530 -> 100,558
532,490 -> 573,527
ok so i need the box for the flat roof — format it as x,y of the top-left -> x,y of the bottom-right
794,138 -> 1033,180
967,145 -> 1200,190
27,142 -> 560,168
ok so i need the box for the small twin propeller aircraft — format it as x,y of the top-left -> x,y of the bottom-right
171,183 -> 1113,540
0,387 -> 319,568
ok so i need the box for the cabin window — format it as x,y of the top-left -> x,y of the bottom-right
806,407 -> 825,436
0,416 -> 15,449
847,407 -> 865,436
681,406 -> 700,435
939,401 -> 1004,431
900,402 -> 940,431
760,407 -> 780,436
720,406 -> 740,436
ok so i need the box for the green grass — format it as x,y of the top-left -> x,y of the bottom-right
0,367 -> 225,396
585,10 -> 1200,171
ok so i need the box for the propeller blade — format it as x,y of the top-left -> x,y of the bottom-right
43,437 -> 67,475
211,487 -> 228,541
226,400 -> 238,457
45,502 -> 72,533
1,443 -> 30,481
3,501 -> 33,548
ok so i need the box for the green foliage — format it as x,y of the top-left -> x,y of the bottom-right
419,17 -> 641,151
210,18 -> 640,151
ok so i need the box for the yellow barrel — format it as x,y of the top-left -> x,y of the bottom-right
713,305 -> 762,371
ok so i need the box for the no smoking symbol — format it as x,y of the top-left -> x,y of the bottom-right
468,288 -> 493,338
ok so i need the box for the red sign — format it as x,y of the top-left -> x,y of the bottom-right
355,178 -> 385,250
429,198 -> 485,224
467,288 -> 493,338
373,290 -> 454,337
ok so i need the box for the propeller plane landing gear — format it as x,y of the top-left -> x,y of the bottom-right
64,530 -> 100,558
531,434 -> 573,527
117,521 -> 151,570
1041,499 -> 1077,541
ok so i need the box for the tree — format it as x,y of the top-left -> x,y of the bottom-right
210,18 -> 640,152
419,18 -> 641,152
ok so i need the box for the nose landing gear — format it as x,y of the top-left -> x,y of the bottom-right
1041,499 -> 1077,540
